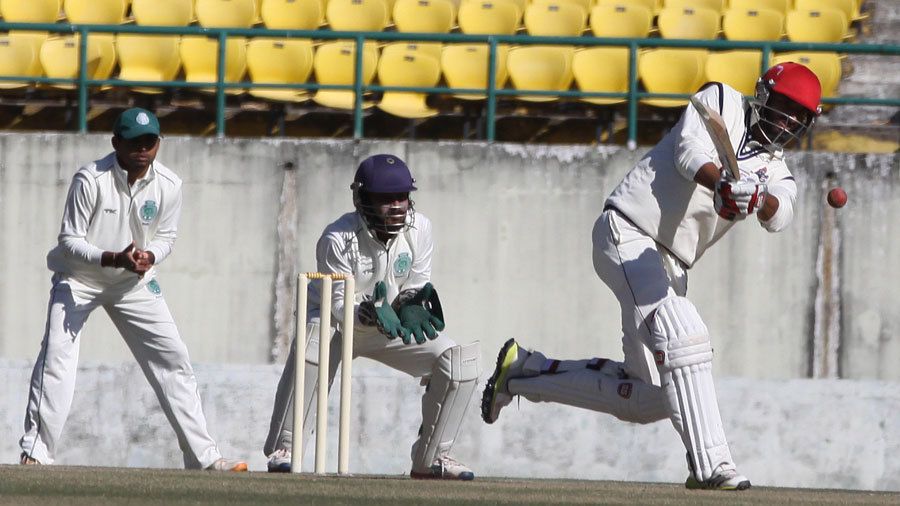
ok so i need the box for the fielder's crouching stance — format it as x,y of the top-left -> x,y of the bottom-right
265,154 -> 481,479
482,63 -> 823,490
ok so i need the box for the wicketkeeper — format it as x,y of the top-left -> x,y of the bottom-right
482,63 -> 823,490
265,154 -> 481,479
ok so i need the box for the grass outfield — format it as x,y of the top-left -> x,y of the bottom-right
1,466 -> 898,505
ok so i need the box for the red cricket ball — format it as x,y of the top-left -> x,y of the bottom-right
827,187 -> 847,208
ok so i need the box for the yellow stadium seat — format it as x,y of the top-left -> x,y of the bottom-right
312,41 -> 379,110
457,1 -> 520,35
507,45 -> 575,102
704,50 -> 762,95
246,38 -> 314,102
532,0 -> 592,16
393,0 -> 455,33
730,0 -> 790,16
7,32 -> 47,77
260,0 -> 322,29
115,35 -> 181,94
663,0 -> 725,14
133,0 -> 194,26
0,35 -> 40,89
463,0 -> 526,20
572,46 -> 630,105
38,35 -> 117,90
657,6 -> 720,39
64,0 -> 127,23
786,8 -> 848,43
326,0 -> 389,31
639,48 -> 707,107
795,0 -> 861,22
0,0 -> 60,22
87,34 -> 117,82
383,41 -> 443,62
441,43 -> 509,100
773,51 -> 842,98
597,0 -> 659,15
180,36 -> 248,94
524,2 -> 587,36
195,0 -> 257,27
376,46 -> 442,118
589,3 -> 653,38
722,8 -> 784,41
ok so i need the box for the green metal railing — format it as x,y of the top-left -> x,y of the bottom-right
1,21 -> 898,145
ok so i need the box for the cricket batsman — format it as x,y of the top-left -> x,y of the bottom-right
265,154 -> 481,479
482,63 -> 823,490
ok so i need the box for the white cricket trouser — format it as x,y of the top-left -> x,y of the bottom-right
264,317 -> 456,457
592,208 -> 689,386
19,274 -> 222,469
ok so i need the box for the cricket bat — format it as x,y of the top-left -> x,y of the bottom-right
690,96 -> 741,181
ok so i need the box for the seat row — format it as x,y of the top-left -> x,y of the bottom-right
0,0 -> 863,40
0,33 -> 842,117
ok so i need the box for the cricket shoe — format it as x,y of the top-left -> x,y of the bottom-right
685,462 -> 751,491
481,338 -> 530,424
19,452 -> 41,465
410,456 -> 475,481
206,457 -> 249,472
267,448 -> 292,473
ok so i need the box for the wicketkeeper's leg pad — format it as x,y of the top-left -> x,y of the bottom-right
263,320 -> 340,457
507,357 -> 669,424
651,296 -> 734,482
410,342 -> 481,473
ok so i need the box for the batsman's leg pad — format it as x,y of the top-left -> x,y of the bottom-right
507,357 -> 669,424
263,320 -> 340,457
651,296 -> 734,482
411,342 -> 481,473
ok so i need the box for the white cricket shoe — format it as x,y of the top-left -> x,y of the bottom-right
19,452 -> 41,465
206,458 -> 248,472
685,463 -> 751,491
267,448 -> 292,473
410,456 -> 475,481
481,338 -> 530,424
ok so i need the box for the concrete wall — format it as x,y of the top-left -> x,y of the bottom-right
1,134 -> 897,379
1,134 -> 898,489
1,360 -> 898,491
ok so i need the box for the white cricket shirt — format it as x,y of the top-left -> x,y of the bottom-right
46,152 -> 183,289
309,211 -> 434,336
605,83 -> 798,267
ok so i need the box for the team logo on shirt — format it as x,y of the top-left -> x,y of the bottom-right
141,200 -> 158,222
394,253 -> 412,276
147,279 -> 161,295
755,168 -> 769,182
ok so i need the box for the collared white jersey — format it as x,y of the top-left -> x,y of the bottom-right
46,152 -> 183,289
309,211 -> 433,335
605,83 -> 798,267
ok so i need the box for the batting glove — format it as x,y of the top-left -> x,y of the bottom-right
714,174 -> 767,221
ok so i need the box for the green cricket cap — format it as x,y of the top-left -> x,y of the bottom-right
113,107 -> 160,139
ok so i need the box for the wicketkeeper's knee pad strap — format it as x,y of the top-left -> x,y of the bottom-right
651,297 -> 734,482
411,342 -> 481,472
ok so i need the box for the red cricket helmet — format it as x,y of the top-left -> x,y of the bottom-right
750,62 -> 823,152
760,62 -> 822,115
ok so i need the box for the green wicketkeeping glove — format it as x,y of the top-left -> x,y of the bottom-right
359,281 -> 409,342
397,283 -> 445,345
